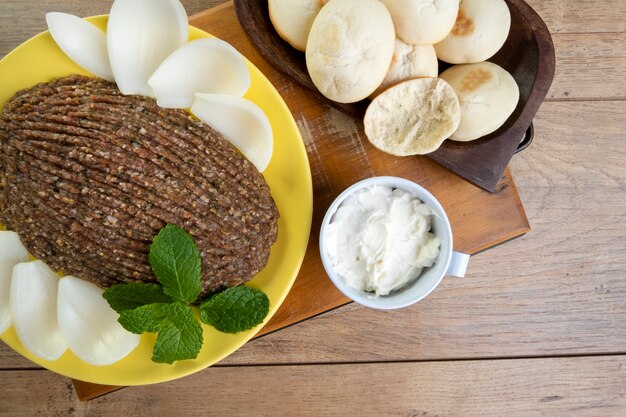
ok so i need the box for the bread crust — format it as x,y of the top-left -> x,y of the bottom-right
305,0 -> 395,103
268,0 -> 327,51
439,62 -> 519,141
381,0 -> 460,45
364,77 -> 460,156
372,39 -> 438,98
434,0 -> 511,64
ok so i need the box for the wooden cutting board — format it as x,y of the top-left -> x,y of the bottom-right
72,1 -> 530,400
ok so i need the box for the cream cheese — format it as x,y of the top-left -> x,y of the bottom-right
325,185 -> 440,296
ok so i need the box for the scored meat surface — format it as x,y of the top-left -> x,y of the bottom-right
0,75 -> 278,298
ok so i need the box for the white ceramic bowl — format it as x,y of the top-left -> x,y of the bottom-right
319,176 -> 469,310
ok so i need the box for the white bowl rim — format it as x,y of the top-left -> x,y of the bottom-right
318,176 -> 453,310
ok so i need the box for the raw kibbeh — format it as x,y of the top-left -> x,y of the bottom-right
0,75 -> 278,297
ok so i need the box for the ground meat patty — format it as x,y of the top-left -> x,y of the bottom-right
0,75 -> 278,298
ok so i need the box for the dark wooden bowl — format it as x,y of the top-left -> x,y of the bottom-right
233,0 -> 555,191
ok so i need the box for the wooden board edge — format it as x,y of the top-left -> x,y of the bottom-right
72,380 -> 122,402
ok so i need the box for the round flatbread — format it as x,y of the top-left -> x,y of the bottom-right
364,77 -> 461,156
439,61 -> 519,141
381,0 -> 459,45
372,39 -> 438,97
306,0 -> 395,103
268,0 -> 327,51
435,0 -> 511,64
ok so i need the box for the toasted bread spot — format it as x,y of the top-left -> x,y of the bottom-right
459,68 -> 492,92
451,10 -> 474,36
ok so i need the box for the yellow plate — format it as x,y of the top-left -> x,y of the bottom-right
0,16 -> 312,385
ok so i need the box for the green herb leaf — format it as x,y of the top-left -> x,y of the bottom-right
118,303 -> 203,364
103,283 -> 174,313
101,224 -> 271,365
199,286 -> 269,333
117,303 -> 171,334
148,224 -> 201,304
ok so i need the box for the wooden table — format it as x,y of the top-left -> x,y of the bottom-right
1,1 -> 625,415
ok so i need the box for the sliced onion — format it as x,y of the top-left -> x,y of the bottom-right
46,12 -> 114,81
191,93 -> 273,172
148,38 -> 251,108
107,0 -> 188,96
57,276 -> 140,366
10,261 -> 67,361
0,231 -> 30,334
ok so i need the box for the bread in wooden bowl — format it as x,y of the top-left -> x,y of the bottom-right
233,0 -> 555,191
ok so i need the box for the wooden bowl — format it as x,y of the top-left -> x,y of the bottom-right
233,0 -> 555,192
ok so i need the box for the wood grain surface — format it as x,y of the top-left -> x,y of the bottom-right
1,356 -> 625,417
1,0 -> 625,415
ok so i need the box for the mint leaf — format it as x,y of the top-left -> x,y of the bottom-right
103,283 -> 174,313
148,224 -> 201,304
118,303 -> 203,364
102,225 -> 271,365
199,286 -> 269,333
118,303 -> 171,334
151,318 -> 202,364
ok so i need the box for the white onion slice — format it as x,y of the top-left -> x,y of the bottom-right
10,261 -> 67,361
148,38 -> 251,108
46,12 -> 114,82
107,0 -> 188,96
0,231 -> 30,334
57,276 -> 140,366
191,93 -> 273,172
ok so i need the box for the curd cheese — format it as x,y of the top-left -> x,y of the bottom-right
325,185 -> 440,296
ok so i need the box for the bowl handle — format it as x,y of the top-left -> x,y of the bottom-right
447,251 -> 470,278
515,122 -> 534,154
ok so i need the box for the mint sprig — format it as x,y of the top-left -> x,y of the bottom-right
119,303 -> 202,364
103,283 -> 174,313
149,224 -> 201,304
102,224 -> 271,364
200,287 -> 269,333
